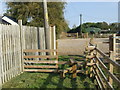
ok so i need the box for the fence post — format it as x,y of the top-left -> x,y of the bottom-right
95,44 -> 99,74
113,34 -> 116,61
49,26 -> 52,55
0,24 -> 2,89
53,26 -> 56,55
72,64 -> 77,79
76,32 -> 78,38
109,51 -> 114,85
108,34 -> 116,85
90,49 -> 94,78
50,25 -> 56,55
18,20 -> 24,72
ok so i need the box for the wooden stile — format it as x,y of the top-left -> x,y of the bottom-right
23,48 -> 58,72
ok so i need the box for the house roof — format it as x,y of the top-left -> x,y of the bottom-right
0,16 -> 18,25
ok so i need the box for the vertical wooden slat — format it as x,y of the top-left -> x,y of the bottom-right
6,26 -> 10,81
13,25 -> 16,77
52,26 -> 56,55
2,24 -> 5,83
56,41 -> 58,68
39,28 -> 46,55
14,25 -> 17,76
49,26 -> 52,55
9,26 -> 12,79
0,24 -> 3,88
11,25 -> 14,78
18,20 -> 23,72
4,26 -> 7,82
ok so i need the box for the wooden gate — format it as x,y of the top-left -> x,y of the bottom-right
23,49 -> 58,72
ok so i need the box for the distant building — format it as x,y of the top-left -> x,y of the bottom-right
0,16 -> 18,25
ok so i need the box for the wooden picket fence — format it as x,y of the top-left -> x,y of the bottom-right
0,25 -> 22,86
85,38 -> 120,89
0,23 -> 56,86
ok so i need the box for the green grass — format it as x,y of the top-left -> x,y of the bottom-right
2,72 -> 95,88
2,55 -> 95,89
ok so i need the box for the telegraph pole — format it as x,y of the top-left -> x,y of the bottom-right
43,0 -> 50,51
80,14 -> 82,35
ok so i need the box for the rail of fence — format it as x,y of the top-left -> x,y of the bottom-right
85,42 -> 120,89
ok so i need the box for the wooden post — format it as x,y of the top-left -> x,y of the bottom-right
18,20 -> 24,72
60,70 -> 66,78
43,0 -> 50,51
0,24 -> 2,89
39,27 -> 46,55
109,51 -> 114,85
85,42 -> 89,75
56,40 -> 58,69
113,34 -> 116,61
90,49 -> 94,77
72,64 -> 77,79
95,44 -> 99,74
49,26 -> 52,55
108,34 -> 116,86
50,25 -> 56,55
53,26 -> 56,55
76,32 -> 78,38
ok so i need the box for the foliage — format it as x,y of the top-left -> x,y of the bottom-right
84,27 -> 101,34
68,22 -> 119,34
109,23 -> 119,33
5,2 -> 69,38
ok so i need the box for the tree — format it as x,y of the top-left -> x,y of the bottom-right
5,2 -> 69,38
68,22 -> 110,33
72,24 -> 77,29
96,22 -> 109,30
109,23 -> 118,32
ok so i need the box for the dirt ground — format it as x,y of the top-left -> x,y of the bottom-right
57,38 -> 109,55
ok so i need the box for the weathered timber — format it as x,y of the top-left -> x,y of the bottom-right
24,65 -> 57,69
23,55 -> 58,59
23,49 -> 58,52
24,60 -> 58,64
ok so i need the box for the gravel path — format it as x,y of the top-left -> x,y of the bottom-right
58,38 -> 109,55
